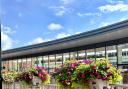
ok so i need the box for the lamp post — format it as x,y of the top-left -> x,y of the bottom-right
0,23 -> 2,89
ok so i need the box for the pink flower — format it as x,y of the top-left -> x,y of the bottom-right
38,73 -> 42,77
80,59 -> 93,64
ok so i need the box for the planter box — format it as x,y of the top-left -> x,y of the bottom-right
89,79 -> 109,89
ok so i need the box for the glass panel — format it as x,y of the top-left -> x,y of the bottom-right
4,61 -> 8,71
13,60 -> 18,71
56,54 -> 62,68
35,57 -> 39,67
96,47 -> 105,60
43,56 -> 49,69
118,43 -> 128,64
37,56 -> 42,67
22,58 -> 27,71
8,60 -> 12,71
70,52 -> 77,60
17,59 -> 21,72
106,45 -> 117,66
31,57 -> 36,68
63,53 -> 70,63
26,58 -> 32,70
86,49 -> 95,60
49,55 -> 55,73
78,50 -> 85,60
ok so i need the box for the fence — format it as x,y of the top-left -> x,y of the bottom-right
2,82 -> 60,89
2,82 -> 128,89
109,84 -> 128,89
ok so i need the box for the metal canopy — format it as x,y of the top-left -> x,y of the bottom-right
2,20 -> 128,60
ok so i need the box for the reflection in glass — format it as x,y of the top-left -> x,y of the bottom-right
36,56 -> 42,67
56,54 -> 62,68
106,45 -> 117,66
96,47 -> 105,60
78,50 -> 86,60
17,59 -> 22,72
13,60 -> 18,71
22,59 -> 27,71
26,58 -> 32,70
31,57 -> 36,68
63,53 -> 70,63
70,52 -> 77,60
43,56 -> 49,69
118,43 -> 128,64
86,49 -> 95,60
8,60 -> 12,71
49,55 -> 55,73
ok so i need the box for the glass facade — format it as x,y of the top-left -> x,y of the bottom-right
2,42 -> 128,84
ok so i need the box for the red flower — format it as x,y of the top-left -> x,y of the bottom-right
92,65 -> 96,70
82,74 -> 85,78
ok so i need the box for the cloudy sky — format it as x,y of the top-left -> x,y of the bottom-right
1,0 -> 128,50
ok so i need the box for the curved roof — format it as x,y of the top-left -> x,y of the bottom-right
2,20 -> 128,59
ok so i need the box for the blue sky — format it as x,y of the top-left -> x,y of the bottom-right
1,0 -> 128,50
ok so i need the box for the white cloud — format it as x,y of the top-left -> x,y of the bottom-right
56,32 -> 71,39
50,0 -> 74,16
98,3 -> 128,12
77,12 -> 102,17
50,6 -> 67,16
107,0 -> 124,4
1,25 -> 16,34
28,37 -> 44,45
1,25 -> 15,50
48,23 -> 63,30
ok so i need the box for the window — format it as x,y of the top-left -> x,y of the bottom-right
49,55 -> 55,73
63,53 -> 70,63
96,47 -> 105,60
118,43 -> 128,64
22,58 -> 27,71
43,56 -> 49,69
86,49 -> 95,60
106,45 -> 117,66
56,54 -> 62,68
37,56 -> 42,67
31,57 -> 36,68
8,60 -> 13,71
70,52 -> 77,60
26,58 -> 32,70
78,50 -> 86,60
13,60 -> 18,71
17,59 -> 22,72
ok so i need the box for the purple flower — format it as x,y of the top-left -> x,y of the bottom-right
80,59 -> 93,64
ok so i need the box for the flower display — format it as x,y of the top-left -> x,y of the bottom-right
18,71 -> 33,86
2,71 -> 18,83
75,59 -> 122,85
52,60 -> 79,88
53,59 -> 123,89
29,66 -> 50,84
